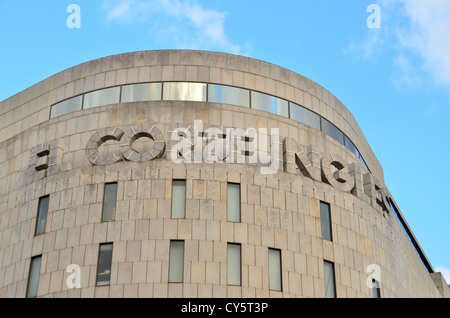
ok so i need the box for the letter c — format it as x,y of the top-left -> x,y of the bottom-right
85,127 -> 124,165
321,152 -> 355,193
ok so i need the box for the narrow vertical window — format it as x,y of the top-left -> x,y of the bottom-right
320,201 -> 332,241
268,248 -> 282,291
372,279 -> 381,298
227,243 -> 241,286
102,183 -> 118,222
96,243 -> 113,286
172,180 -> 186,219
169,240 -> 184,283
227,183 -> 241,222
324,260 -> 336,298
35,195 -> 49,236
26,255 -> 42,298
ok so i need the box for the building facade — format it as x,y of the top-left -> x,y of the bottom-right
0,50 -> 448,298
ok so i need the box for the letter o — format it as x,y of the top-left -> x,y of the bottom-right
85,127 -> 124,165
120,124 -> 166,162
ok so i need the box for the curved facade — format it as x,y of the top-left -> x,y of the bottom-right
0,50 -> 448,298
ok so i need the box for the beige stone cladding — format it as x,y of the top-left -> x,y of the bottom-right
0,50 -> 447,298
0,50 -> 383,182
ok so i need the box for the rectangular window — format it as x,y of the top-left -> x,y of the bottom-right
289,102 -> 321,130
227,183 -> 241,222
320,201 -> 332,241
26,255 -> 42,298
171,180 -> 186,219
324,260 -> 336,298
208,84 -> 250,108
102,183 -> 118,222
83,87 -> 121,109
35,195 -> 49,236
163,82 -> 207,102
227,243 -> 241,286
50,96 -> 83,118
251,91 -> 289,118
96,243 -> 113,286
121,83 -> 162,103
321,118 -> 344,144
372,279 -> 381,298
169,240 -> 184,283
268,248 -> 282,291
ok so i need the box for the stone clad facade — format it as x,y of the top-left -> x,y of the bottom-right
0,50 -> 448,298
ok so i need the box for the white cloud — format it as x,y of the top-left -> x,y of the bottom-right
347,1 -> 450,89
347,29 -> 384,60
104,0 -> 132,22
390,54 -> 421,88
395,0 -> 450,88
102,0 -> 241,54
435,266 -> 450,285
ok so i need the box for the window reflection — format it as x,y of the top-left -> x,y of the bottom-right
251,91 -> 288,118
50,96 -> 82,119
344,136 -> 359,157
172,180 -> 186,219
360,155 -> 370,172
320,201 -> 332,241
268,248 -> 282,291
290,102 -> 321,130
169,240 -> 185,283
102,183 -> 117,222
96,243 -> 113,286
372,279 -> 381,298
227,183 -> 241,222
208,84 -> 250,107
48,81 -> 368,171
84,87 -> 120,109
321,118 -> 344,144
227,243 -> 241,286
35,195 -> 49,236
121,83 -> 162,103
26,255 -> 42,298
324,260 -> 336,298
163,82 -> 206,102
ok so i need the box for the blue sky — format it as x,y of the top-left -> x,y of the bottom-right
1,0 -> 449,284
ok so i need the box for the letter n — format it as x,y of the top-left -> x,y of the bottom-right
294,145 -> 321,181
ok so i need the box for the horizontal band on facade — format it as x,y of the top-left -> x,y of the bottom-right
50,81 -> 369,172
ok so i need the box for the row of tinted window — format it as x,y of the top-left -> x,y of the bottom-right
319,201 -> 380,298
169,241 -> 283,291
32,185 -> 386,296
27,244 -> 339,297
50,82 -> 367,169
31,192 -> 387,297
31,181 -> 240,236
